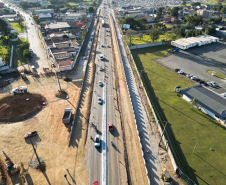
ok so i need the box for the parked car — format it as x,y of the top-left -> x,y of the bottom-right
99,67 -> 103,71
195,78 -> 200,82
207,81 -> 218,87
191,76 -> 197,80
98,97 -> 102,104
221,93 -> 226,98
186,74 -> 193,78
24,131 -> 38,139
101,44 -> 104,47
93,181 -> 99,185
108,122 -> 113,131
178,70 -> 184,74
175,68 -> 180,72
94,135 -> 100,147
199,80 -> 205,84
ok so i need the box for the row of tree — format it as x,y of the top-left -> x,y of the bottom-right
119,17 -> 147,30
19,2 -> 41,9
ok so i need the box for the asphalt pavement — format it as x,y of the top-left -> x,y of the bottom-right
88,1 -> 121,184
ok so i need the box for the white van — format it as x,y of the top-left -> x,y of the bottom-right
100,54 -> 104,60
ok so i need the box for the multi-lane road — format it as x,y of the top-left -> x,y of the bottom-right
88,0 -> 121,184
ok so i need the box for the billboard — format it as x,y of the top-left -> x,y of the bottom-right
76,22 -> 85,26
123,24 -> 130,29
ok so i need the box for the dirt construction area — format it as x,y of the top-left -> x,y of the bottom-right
0,94 -> 46,122
110,16 -> 148,185
0,68 -> 87,184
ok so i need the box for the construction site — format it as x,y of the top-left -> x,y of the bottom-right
0,5 -> 182,185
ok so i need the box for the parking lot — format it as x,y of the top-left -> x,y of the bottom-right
157,42 -> 226,94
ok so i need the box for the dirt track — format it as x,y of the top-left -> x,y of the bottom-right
0,70 -> 82,184
110,16 -> 148,185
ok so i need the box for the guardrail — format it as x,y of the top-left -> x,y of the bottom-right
111,14 -> 150,185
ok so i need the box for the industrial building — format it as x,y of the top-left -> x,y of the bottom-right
171,35 -> 219,50
181,85 -> 226,124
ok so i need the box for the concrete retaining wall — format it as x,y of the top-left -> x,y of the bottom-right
68,10 -> 100,145
111,14 -> 150,185
130,41 -> 171,50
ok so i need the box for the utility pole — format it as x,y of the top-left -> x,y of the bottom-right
159,121 -> 169,146
30,140 -> 41,167
139,70 -> 144,88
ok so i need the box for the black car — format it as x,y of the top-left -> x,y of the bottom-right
175,68 -> 180,72
195,78 -> 201,82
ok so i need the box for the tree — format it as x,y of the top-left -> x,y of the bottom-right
138,33 -> 143,40
0,19 -> 10,36
32,9 -> 35,15
18,18 -> 23,26
20,42 -> 30,51
205,25 -> 216,35
126,29 -> 136,46
82,30 -> 87,36
23,49 -> 31,59
215,16 -> 222,23
149,27 -> 160,42
191,98 -> 198,110
87,6 -> 94,13
183,0 -> 186,6
62,35 -> 69,38
124,11 -> 129,15
187,15 -> 203,26
156,7 -> 164,19
171,7 -> 179,18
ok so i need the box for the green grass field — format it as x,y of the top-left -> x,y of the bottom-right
12,39 -> 28,68
207,71 -> 226,79
132,45 -> 226,185
10,22 -> 24,33
126,32 -> 179,45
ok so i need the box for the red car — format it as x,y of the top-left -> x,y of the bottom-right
24,131 -> 38,139
93,181 -> 99,185
108,122 -> 113,131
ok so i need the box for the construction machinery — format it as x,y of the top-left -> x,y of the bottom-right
21,73 -> 28,81
161,168 -> 173,185
2,151 -> 20,174
18,163 -> 28,185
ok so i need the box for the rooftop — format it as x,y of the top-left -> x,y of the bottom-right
182,85 -> 226,119
45,22 -> 70,29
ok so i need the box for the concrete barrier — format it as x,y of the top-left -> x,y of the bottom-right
111,14 -> 150,185
68,12 -> 100,146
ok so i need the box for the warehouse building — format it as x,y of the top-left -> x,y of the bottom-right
181,85 -> 226,124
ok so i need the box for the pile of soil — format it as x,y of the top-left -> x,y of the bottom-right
0,93 -> 46,122
0,81 -> 10,88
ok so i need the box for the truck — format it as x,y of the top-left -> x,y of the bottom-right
12,86 -> 27,94
62,108 -> 72,123
102,19 -> 104,27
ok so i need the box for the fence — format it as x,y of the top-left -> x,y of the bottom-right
68,10 -> 100,145
129,41 -> 171,50
111,14 -> 150,185
123,25 -> 197,185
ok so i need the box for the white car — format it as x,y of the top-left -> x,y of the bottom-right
221,93 -> 226,98
207,81 -> 218,87
98,97 -> 102,104
191,76 -> 197,80
178,70 -> 184,74
99,81 -> 103,86
186,74 -> 193,78
99,67 -> 103,71
95,135 -> 100,147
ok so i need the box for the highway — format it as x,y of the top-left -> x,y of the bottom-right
88,0 -> 121,184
